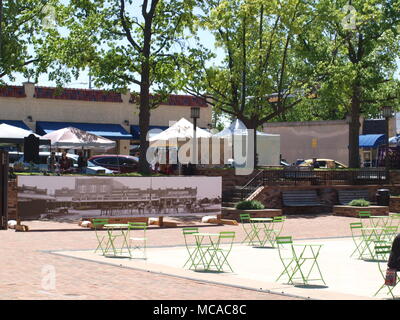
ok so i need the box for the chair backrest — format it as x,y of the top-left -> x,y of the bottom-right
182,227 -> 199,235
358,211 -> 371,219
182,227 -> 198,246
128,222 -> 147,231
240,213 -> 251,222
218,231 -> 235,248
273,216 -> 286,223
92,218 -> 108,229
350,222 -> 363,230
276,236 -> 293,259
276,236 -> 293,245
374,244 -> 392,261
384,226 -> 398,240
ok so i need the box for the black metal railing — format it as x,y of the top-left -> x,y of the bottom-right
261,168 -> 389,186
240,170 -> 264,200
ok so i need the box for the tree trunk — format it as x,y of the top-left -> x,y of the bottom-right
138,19 -> 152,175
348,83 -> 361,168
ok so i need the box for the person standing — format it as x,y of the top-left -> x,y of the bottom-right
47,152 -> 57,173
77,151 -> 88,173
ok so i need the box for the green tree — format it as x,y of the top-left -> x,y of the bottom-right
0,0 -> 57,82
283,0 -> 400,167
46,0 -> 196,173
184,0 -> 319,167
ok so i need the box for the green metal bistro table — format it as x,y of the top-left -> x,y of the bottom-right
288,243 -> 325,286
359,227 -> 385,260
190,233 -> 221,271
103,224 -> 131,257
249,218 -> 274,247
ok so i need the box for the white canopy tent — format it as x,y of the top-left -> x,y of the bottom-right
148,118 -> 213,166
41,127 -> 116,150
0,123 -> 50,146
149,118 -> 212,146
214,119 -> 281,166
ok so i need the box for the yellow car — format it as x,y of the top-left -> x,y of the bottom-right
299,159 -> 348,169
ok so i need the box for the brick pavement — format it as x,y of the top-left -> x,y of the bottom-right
0,214 -> 360,300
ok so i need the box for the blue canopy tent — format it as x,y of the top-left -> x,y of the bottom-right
359,134 -> 386,167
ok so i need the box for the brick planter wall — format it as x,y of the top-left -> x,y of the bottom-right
389,197 -> 400,213
221,208 -> 282,222
333,205 -> 389,217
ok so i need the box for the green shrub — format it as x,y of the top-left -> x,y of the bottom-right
235,200 -> 265,210
348,199 -> 371,207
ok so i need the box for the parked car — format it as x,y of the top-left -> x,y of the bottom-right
88,155 -> 139,173
85,160 -> 114,175
280,160 -> 290,167
299,158 -> 348,169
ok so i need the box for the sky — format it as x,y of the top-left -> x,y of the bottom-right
7,1 -> 225,91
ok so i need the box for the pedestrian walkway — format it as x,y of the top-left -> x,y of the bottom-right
50,237 -> 398,300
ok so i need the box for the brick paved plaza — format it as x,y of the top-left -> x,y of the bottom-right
0,214 -> 374,300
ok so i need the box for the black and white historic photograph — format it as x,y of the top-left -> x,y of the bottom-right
17,176 -> 222,220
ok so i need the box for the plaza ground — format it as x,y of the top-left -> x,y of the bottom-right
0,214 -> 396,300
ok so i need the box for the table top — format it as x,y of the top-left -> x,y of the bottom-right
370,216 -> 389,219
104,224 -> 129,228
361,227 -> 385,230
292,243 -> 323,247
249,218 -> 273,222
193,233 -> 221,237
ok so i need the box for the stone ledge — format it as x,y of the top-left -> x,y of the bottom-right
333,205 -> 389,217
221,207 -> 282,222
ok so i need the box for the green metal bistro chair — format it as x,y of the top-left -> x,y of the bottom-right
382,226 -> 399,244
182,227 -> 199,268
240,213 -> 255,245
92,218 -> 109,254
358,211 -> 371,223
268,216 -> 286,247
350,222 -> 364,258
207,231 -> 236,272
276,236 -> 295,282
128,222 -> 147,259
374,243 -> 399,299
389,213 -> 400,227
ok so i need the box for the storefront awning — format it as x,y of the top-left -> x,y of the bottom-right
36,121 -> 132,140
359,134 -> 386,148
130,125 -> 169,140
0,120 -> 31,131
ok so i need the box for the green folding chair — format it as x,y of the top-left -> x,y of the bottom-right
267,216 -> 286,247
374,243 -> 399,299
182,227 -> 199,268
382,226 -> 398,243
207,231 -> 236,272
92,218 -> 109,254
128,222 -> 147,259
358,211 -> 371,223
389,213 -> 400,227
240,213 -> 255,245
276,236 -> 295,282
350,222 -> 364,258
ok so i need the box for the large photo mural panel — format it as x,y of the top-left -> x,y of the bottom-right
17,176 -> 222,220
